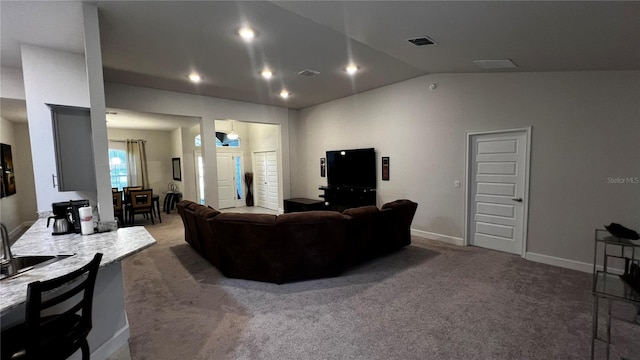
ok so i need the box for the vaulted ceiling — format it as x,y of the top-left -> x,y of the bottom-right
2,1 -> 639,112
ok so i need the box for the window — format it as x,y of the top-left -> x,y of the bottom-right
194,133 -> 240,148
109,149 -> 127,190
216,132 -> 240,148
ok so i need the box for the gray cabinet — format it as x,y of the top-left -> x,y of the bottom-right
47,104 -> 96,192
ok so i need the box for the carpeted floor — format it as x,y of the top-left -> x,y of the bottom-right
122,213 -> 640,360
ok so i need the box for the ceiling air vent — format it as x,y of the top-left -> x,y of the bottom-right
297,69 -> 320,77
473,59 -> 518,69
407,36 -> 436,46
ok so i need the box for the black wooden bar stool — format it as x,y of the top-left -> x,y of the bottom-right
1,253 -> 103,360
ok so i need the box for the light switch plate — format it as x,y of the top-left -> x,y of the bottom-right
454,180 -> 460,188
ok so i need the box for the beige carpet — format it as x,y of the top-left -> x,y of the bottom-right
121,213 -> 640,360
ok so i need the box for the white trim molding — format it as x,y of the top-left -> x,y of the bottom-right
411,229 -> 464,246
414,231 -> 620,275
525,252 -> 593,273
525,252 -> 624,274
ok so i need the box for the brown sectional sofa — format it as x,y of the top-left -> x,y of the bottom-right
177,199 -> 418,284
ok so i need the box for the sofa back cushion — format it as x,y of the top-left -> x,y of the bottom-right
275,211 -> 346,282
212,213 -> 279,282
342,206 -> 380,264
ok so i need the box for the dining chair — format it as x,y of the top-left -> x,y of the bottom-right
0,253 -> 103,360
112,191 -> 124,226
128,189 -> 154,225
123,186 -> 143,202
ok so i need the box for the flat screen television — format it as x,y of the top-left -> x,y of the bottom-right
326,148 -> 376,189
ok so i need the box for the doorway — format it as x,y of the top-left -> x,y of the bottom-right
195,150 -> 204,205
465,128 -> 531,256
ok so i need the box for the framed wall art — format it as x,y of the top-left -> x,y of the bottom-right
382,156 -> 390,181
172,157 -> 182,181
1,143 -> 16,198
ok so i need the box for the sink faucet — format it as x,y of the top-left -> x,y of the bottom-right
0,223 -> 16,277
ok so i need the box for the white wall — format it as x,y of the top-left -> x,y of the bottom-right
169,127 -> 183,193
295,71 -> 640,266
107,128 -> 173,196
20,45 -> 95,212
105,83 -> 292,209
181,125 -> 200,202
248,122 -> 280,153
0,67 -> 25,100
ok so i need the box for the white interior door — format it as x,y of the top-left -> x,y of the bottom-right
266,152 -> 279,210
468,129 -> 529,255
217,153 -> 235,209
254,151 -> 279,211
255,152 -> 267,208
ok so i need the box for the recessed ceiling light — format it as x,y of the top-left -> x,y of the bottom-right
280,90 -> 290,99
238,27 -> 255,41
188,73 -> 201,83
345,64 -> 359,75
261,69 -> 273,79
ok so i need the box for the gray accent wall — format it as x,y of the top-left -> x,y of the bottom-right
293,71 -> 640,266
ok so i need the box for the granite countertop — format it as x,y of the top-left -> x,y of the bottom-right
1,219 -> 156,315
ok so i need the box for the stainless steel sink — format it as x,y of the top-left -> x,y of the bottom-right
0,254 -> 74,280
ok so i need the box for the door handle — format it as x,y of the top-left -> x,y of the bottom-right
512,197 -> 523,202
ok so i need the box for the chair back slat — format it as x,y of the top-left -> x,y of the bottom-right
123,186 -> 143,198
130,189 -> 153,209
39,277 -> 89,310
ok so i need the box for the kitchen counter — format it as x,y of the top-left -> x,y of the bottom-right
0,218 -> 156,359
1,219 -> 155,314
0,219 -> 156,340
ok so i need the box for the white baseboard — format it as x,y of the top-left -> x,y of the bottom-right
411,230 -> 626,275
525,252 -> 594,273
411,229 -> 464,246
525,252 -> 624,274
91,316 -> 130,360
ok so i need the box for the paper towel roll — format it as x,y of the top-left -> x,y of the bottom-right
79,206 -> 94,235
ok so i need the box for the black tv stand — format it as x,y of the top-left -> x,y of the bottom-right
318,186 -> 376,212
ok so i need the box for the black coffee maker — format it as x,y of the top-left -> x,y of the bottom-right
47,202 -> 73,235
47,200 -> 90,235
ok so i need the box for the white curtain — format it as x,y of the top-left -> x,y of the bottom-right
126,139 -> 149,189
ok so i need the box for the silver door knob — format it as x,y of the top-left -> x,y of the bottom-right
512,197 -> 523,202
